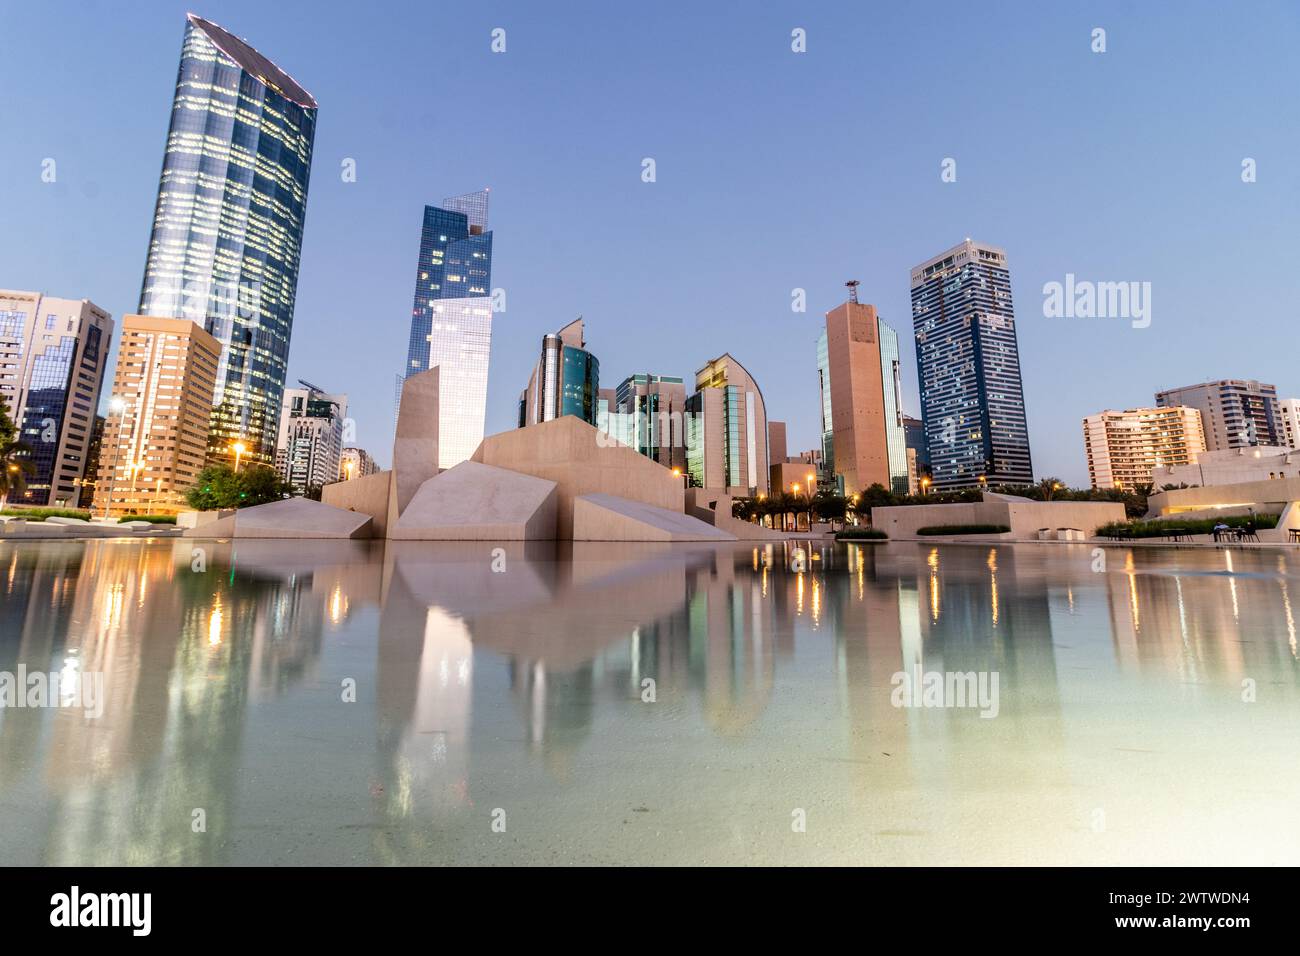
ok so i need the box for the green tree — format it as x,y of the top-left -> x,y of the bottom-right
0,403 -> 36,510
236,464 -> 292,507
186,464 -> 241,510
185,463 -> 291,511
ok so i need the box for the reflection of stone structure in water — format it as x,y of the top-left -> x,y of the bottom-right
0,539 -> 347,864
1104,548 -> 1293,682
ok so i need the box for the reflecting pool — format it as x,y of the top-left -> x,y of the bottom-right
0,538 -> 1297,865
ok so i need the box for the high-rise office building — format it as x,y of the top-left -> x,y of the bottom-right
138,14 -> 317,468
608,373 -> 688,472
1154,379 -> 1281,450
93,316 -> 220,516
902,413 -> 930,494
685,354 -> 769,495
911,240 -> 1034,490
767,421 -> 788,465
1277,398 -> 1300,450
404,191 -> 494,468
818,291 -> 908,496
518,318 -> 600,428
1082,406 -> 1206,490
0,290 -> 114,506
275,382 -> 348,495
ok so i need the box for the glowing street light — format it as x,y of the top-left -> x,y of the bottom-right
232,441 -> 247,474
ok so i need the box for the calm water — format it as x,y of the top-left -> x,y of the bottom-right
0,537 -> 1297,866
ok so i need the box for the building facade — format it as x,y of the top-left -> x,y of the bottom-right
1153,446 -> 1300,488
1278,398 -> 1300,450
1082,406 -> 1206,490
0,290 -> 113,507
404,191 -> 494,468
339,446 -> 378,481
911,240 -> 1034,489
902,414 -> 930,494
1155,379 -> 1282,451
608,373 -> 688,472
93,315 -> 220,516
818,295 -> 908,496
138,14 -> 317,467
686,354 -> 769,496
518,318 -> 600,428
275,383 -> 348,495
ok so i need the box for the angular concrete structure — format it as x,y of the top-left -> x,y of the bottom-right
393,367 -> 440,514
573,493 -> 735,542
184,497 -> 372,539
473,416 -> 685,538
391,461 -> 558,540
321,469 -> 396,539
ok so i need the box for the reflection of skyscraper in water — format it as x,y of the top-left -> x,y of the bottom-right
0,541 -> 334,863
402,190 -> 494,469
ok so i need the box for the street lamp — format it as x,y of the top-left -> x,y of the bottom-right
921,476 -> 931,495
231,441 -> 247,474
103,396 -> 128,520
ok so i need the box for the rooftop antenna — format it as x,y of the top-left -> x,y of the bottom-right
845,279 -> 860,304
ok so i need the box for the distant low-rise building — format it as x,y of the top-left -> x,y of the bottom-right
1083,406 -> 1206,490
1153,445 -> 1300,488
339,446 -> 378,481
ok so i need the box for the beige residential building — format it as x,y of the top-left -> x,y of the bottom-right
1155,379 -> 1281,450
1083,405 -> 1206,490
93,316 -> 221,516
686,353 -> 769,496
0,290 -> 114,506
1277,397 -> 1300,450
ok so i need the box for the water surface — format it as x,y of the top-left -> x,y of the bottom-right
0,538 -> 1296,865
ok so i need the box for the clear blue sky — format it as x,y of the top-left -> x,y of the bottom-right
3,0 -> 1297,484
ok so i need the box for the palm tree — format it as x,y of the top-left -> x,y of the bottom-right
1037,477 -> 1065,501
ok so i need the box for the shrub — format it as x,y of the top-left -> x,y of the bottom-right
117,514 -> 177,525
1,508 -> 92,522
1095,514 -> 1278,539
837,527 -> 888,540
916,524 -> 1012,536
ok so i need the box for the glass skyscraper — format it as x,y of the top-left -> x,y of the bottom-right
911,239 -> 1033,490
404,191 -> 494,469
138,15 -> 317,466
876,319 -> 909,494
517,318 -> 599,428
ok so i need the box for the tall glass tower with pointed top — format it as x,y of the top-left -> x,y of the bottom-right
403,190 -> 494,468
138,14 -> 317,467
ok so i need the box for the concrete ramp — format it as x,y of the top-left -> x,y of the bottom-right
573,493 -> 735,542
391,461 -> 558,540
186,497 -> 372,539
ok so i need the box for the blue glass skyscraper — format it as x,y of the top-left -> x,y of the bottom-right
139,15 -> 317,466
404,191 -> 493,468
911,239 -> 1034,490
